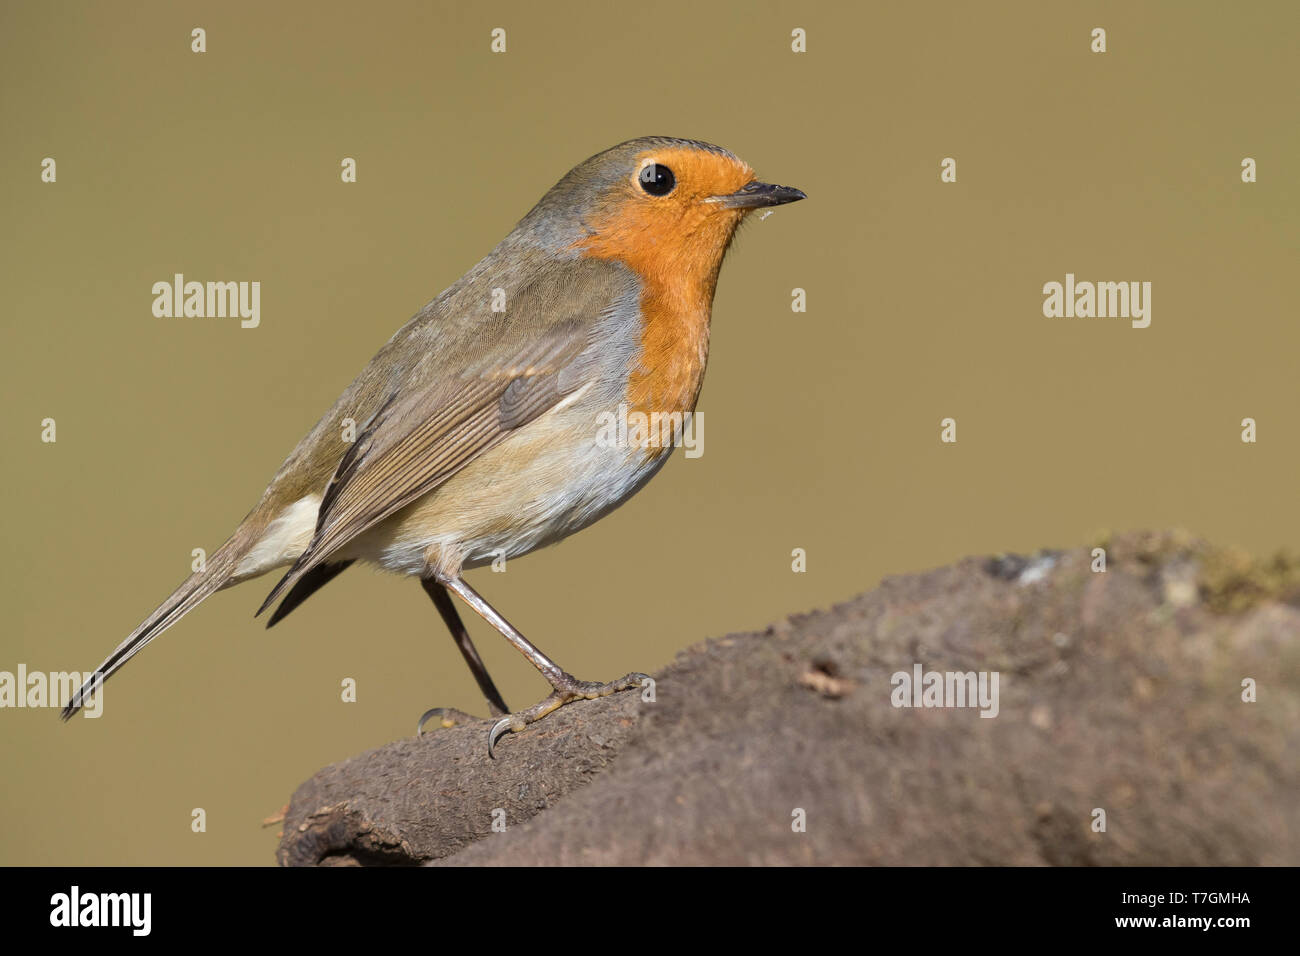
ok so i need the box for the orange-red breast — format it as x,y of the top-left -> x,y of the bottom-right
63,136 -> 805,755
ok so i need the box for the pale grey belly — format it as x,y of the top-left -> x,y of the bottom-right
343,398 -> 673,576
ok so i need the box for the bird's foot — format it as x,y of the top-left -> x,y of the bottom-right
487,671 -> 650,758
415,706 -> 482,736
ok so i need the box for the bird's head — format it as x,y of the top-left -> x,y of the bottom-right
522,136 -> 804,290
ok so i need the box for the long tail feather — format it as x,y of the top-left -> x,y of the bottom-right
60,529 -> 257,719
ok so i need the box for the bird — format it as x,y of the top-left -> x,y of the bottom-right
61,136 -> 805,755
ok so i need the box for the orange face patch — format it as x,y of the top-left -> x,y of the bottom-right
574,147 -> 756,432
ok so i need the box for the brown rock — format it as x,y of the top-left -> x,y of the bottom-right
278,532 -> 1300,866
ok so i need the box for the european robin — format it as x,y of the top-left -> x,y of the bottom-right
63,136 -> 805,755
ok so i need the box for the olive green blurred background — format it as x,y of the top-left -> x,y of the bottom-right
2,1 -> 1295,864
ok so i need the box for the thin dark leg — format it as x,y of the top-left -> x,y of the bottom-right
439,575 -> 567,684
439,573 -> 649,757
421,577 -> 510,717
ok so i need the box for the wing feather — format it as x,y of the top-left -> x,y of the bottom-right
255,319 -> 594,617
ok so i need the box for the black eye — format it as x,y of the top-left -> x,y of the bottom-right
638,162 -> 675,196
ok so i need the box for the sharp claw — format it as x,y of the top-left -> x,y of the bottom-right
487,716 -> 513,759
416,707 -> 451,737
482,671 -> 649,758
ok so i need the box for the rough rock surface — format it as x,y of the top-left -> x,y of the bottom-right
278,531 -> 1300,866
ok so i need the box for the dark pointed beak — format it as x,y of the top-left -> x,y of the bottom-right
709,180 -> 807,210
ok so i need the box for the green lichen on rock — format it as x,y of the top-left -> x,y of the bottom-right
1198,544 -> 1300,614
